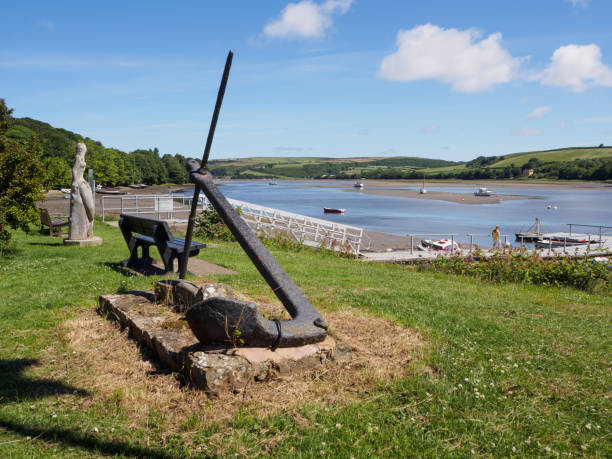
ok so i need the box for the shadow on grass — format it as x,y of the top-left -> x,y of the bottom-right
0,359 -> 88,403
0,360 -> 189,457
0,418 -> 191,458
27,241 -> 64,246
101,261 -> 179,278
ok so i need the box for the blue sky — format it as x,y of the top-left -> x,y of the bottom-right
2,0 -> 611,161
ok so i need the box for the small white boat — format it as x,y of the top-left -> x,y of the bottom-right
60,188 -> 71,194
418,238 -> 459,251
419,177 -> 427,194
268,180 -> 277,186
353,180 -> 364,189
474,187 -> 493,196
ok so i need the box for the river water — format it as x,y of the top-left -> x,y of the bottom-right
196,181 -> 612,245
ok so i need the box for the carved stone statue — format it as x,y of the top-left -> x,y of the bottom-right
64,143 -> 101,246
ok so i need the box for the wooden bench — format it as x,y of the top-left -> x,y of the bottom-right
119,214 -> 205,273
39,208 -> 69,236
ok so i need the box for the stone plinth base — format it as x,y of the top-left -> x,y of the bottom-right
98,285 -> 350,396
64,236 -> 102,247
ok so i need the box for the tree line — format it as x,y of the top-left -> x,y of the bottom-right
6,116 -> 197,188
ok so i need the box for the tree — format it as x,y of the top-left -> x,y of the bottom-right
131,148 -> 169,184
0,99 -> 44,253
42,156 -> 71,188
162,154 -> 188,184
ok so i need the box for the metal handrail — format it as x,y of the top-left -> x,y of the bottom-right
466,233 -> 512,253
567,224 -> 611,241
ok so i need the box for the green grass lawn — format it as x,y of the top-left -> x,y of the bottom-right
0,222 -> 610,457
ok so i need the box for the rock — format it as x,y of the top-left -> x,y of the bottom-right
187,352 -> 252,395
155,280 -> 235,312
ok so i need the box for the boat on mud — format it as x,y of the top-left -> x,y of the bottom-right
474,187 -> 493,196
96,185 -> 126,195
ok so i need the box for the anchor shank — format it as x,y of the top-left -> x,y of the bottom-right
189,163 -> 325,329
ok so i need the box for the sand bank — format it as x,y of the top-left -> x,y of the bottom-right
346,187 -> 534,204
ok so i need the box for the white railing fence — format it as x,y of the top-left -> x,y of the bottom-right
100,194 -> 365,255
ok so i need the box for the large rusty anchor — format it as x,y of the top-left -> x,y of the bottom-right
179,51 -> 328,348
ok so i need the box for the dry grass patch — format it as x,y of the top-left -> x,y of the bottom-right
53,302 -> 426,446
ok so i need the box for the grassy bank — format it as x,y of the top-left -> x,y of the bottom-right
0,222 -> 610,457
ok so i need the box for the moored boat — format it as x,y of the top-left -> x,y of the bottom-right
96,185 -> 126,195
418,238 -> 459,251
323,207 -> 346,214
515,217 -> 546,242
474,187 -> 493,196
353,180 -> 364,189
419,177 -> 427,194
535,239 -> 595,249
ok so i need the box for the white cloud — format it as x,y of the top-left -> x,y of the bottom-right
263,0 -> 353,39
559,120 -> 572,128
420,124 -> 439,133
569,0 -> 589,7
512,127 -> 542,136
379,24 -> 522,92
528,106 -> 552,119
536,44 -> 612,92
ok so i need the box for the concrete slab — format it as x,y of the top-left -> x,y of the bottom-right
63,236 -> 103,247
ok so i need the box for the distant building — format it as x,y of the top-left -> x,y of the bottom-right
523,169 -> 534,177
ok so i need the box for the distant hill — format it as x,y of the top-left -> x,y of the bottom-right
6,117 -> 83,164
207,156 -> 462,179
5,112 -> 611,182
489,147 -> 612,168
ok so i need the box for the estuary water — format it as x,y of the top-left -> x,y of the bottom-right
197,181 -> 612,245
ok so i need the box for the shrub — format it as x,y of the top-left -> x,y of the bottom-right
194,206 -> 240,241
418,249 -> 611,293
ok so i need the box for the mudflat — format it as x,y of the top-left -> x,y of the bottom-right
347,187 -> 530,205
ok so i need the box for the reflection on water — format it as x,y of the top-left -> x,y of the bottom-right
193,181 -> 612,245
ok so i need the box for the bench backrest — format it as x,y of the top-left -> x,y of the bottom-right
119,214 -> 174,243
39,208 -> 52,226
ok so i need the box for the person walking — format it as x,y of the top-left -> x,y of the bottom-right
492,225 -> 501,249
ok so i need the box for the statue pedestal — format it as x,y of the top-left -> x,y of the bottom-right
63,236 -> 103,247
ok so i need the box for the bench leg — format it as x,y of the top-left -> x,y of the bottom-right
127,242 -> 155,268
162,253 -> 175,273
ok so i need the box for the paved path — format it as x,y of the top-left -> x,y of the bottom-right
360,233 -> 611,262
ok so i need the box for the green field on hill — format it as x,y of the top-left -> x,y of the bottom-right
489,147 -> 612,168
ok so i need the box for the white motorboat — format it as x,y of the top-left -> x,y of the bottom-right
418,238 -> 459,251
353,180 -> 364,189
474,187 -> 493,196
